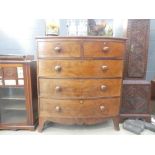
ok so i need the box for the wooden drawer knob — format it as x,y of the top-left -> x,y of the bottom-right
80,100 -> 84,104
55,86 -> 61,92
101,65 -> 108,71
55,106 -> 61,112
54,46 -> 61,52
102,46 -> 109,52
100,105 -> 105,111
101,85 -> 107,91
54,65 -> 61,72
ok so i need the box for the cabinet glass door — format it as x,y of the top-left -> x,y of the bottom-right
0,87 -> 26,124
0,64 -> 27,124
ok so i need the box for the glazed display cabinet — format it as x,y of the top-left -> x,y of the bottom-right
0,55 -> 38,130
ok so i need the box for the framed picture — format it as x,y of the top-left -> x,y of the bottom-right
87,19 -> 113,36
45,19 -> 60,36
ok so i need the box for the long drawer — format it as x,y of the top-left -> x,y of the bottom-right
40,98 -> 120,118
38,59 -> 123,78
37,41 -> 81,58
83,41 -> 125,58
39,78 -> 122,98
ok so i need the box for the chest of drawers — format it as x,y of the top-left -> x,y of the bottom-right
36,36 -> 126,132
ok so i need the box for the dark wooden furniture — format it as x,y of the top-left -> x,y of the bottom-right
151,80 -> 155,100
0,55 -> 38,130
124,19 -> 150,79
36,36 -> 126,132
121,19 -> 151,122
121,80 -> 151,122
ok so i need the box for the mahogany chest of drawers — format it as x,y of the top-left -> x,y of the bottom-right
36,36 -> 126,132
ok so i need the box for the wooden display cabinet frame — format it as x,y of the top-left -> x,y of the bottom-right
0,55 -> 38,130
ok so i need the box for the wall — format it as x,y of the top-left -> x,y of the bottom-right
146,19 -> 155,81
0,19 -> 45,56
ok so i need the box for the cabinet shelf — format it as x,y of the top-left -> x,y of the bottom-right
0,96 -> 25,100
3,108 -> 26,111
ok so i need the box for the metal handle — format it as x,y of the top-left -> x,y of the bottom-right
55,86 -> 61,92
101,65 -> 108,71
100,105 -> 105,111
55,106 -> 61,112
102,46 -> 109,52
100,85 -> 107,91
54,46 -> 61,52
54,65 -> 61,72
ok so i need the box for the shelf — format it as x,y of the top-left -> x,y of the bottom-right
3,108 -> 26,111
0,96 -> 25,100
2,103 -> 26,111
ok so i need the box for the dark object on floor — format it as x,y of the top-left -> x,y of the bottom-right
125,119 -> 145,130
136,120 -> 155,132
123,120 -> 144,134
123,119 -> 155,134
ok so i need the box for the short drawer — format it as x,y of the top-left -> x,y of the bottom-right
39,79 -> 122,98
38,60 -> 123,78
83,41 -> 125,58
37,41 -> 81,58
39,98 -> 120,118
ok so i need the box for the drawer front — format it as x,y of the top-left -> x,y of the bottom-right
38,60 -> 123,78
37,41 -> 81,58
39,79 -> 122,98
83,41 -> 124,58
40,98 -> 120,118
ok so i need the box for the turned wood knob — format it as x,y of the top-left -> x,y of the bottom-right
54,46 -> 61,52
55,106 -> 61,112
100,105 -> 105,111
55,86 -> 61,92
102,46 -> 109,52
54,65 -> 61,72
100,85 -> 107,91
101,65 -> 108,71
80,100 -> 84,104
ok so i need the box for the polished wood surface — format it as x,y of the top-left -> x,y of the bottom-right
84,41 -> 125,58
38,59 -> 123,78
40,98 -> 120,118
39,78 -> 122,98
36,37 -> 126,132
38,41 -> 81,58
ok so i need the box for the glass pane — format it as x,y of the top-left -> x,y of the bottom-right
0,110 -> 26,124
0,87 -> 25,99
0,87 -> 27,124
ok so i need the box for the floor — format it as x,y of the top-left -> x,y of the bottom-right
0,119 -> 155,135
